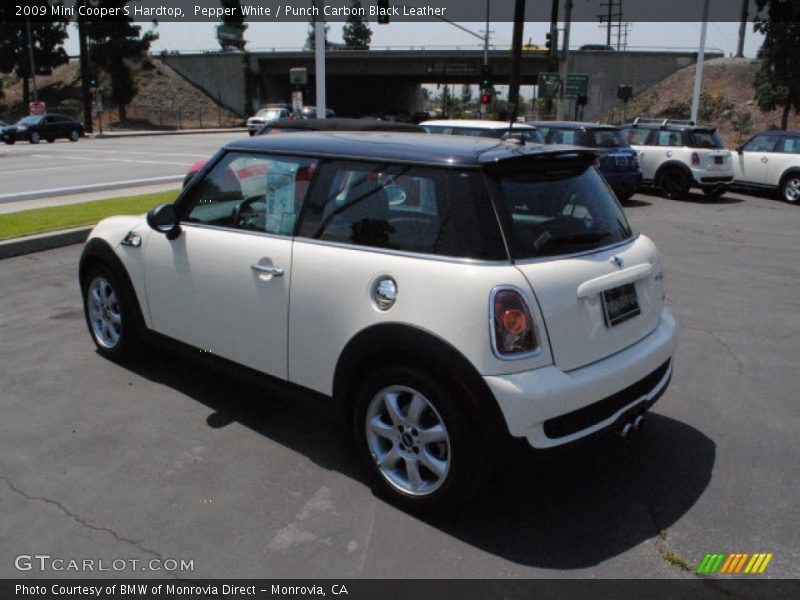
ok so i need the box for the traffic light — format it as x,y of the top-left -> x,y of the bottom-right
481,91 -> 491,105
480,64 -> 493,90
545,32 -> 552,54
377,0 -> 390,25
88,71 -> 98,88
617,84 -> 633,101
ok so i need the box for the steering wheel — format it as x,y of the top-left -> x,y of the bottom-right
232,196 -> 266,230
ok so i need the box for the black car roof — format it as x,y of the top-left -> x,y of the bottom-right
530,121 -> 620,131
264,118 -> 425,133
226,131 -> 596,167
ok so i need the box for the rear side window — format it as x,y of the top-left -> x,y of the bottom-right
688,131 -> 724,148
490,163 -> 633,260
299,161 -> 506,260
622,127 -> 650,145
652,131 -> 683,147
779,137 -> 800,154
588,129 -> 628,148
548,129 -> 581,145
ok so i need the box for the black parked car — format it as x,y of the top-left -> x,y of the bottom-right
1,114 -> 84,145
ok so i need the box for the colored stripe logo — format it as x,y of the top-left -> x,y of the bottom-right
696,553 -> 773,574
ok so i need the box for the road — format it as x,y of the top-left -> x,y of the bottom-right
0,132 -> 245,199
0,190 -> 798,580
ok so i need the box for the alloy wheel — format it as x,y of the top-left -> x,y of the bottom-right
87,276 -> 122,349
784,177 -> 800,203
365,385 -> 451,496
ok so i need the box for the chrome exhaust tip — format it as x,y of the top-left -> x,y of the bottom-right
634,414 -> 645,433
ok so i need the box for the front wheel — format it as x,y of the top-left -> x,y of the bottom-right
28,131 -> 40,144
354,366 -> 485,512
69,129 -> 80,142
658,168 -> 690,200
81,264 -> 141,361
781,173 -> 800,204
3,138 -> 14,145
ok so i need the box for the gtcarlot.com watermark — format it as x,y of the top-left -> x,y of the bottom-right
15,554 -> 194,573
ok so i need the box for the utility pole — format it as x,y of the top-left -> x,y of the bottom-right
736,0 -> 749,58
25,18 -> 38,102
78,4 -> 93,133
691,0 -> 710,124
556,0 -> 573,121
313,1 -> 326,117
481,0 -> 491,119
507,0 -> 525,124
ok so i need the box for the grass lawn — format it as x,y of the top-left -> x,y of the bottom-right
0,190 -> 180,241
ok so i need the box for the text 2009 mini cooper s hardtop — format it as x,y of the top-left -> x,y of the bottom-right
80,132 -> 677,511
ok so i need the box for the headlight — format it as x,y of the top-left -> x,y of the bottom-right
18,126 -> 27,132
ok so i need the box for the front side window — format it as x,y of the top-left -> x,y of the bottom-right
299,161 -> 506,259
182,152 -> 317,235
744,134 -> 780,153
491,163 -> 634,259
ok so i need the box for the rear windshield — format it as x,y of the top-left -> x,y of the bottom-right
688,131 -> 724,149
547,128 -> 627,148
492,164 -> 633,259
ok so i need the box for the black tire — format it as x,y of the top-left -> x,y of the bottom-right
3,138 -> 14,145
658,167 -> 691,200
69,129 -> 80,142
780,172 -> 800,204
81,263 -> 142,361
28,131 -> 40,144
702,187 -> 725,200
248,130 -> 255,137
616,189 -> 635,203
46,138 -> 55,143
353,365 -> 486,512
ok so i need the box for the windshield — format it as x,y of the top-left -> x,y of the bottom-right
17,116 -> 42,126
689,131 -> 724,149
256,109 -> 281,119
493,165 -> 633,259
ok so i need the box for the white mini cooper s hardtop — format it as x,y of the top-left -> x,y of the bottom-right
79,132 -> 677,511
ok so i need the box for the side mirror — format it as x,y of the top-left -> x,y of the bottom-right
736,145 -> 743,154
146,204 -> 181,239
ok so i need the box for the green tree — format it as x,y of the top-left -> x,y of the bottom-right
342,1 -> 372,48
753,0 -> 800,130
304,20 -> 332,50
0,1 -> 69,108
217,0 -> 247,51
84,1 -> 158,122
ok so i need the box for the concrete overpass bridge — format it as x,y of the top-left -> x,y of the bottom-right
163,48 -> 720,121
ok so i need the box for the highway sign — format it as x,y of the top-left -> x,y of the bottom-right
537,73 -> 561,99
565,74 -> 590,99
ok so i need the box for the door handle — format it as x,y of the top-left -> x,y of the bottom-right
250,264 -> 284,277
761,157 -> 769,163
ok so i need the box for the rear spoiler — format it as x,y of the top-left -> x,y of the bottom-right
480,147 -> 601,173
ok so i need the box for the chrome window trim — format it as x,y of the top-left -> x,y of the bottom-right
180,221 -> 293,241
489,284 -> 542,361
292,236 -> 512,266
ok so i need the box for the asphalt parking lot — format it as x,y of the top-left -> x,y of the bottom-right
0,189 -> 798,579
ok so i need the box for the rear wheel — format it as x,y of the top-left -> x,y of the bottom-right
69,129 -> 80,142
81,263 -> 141,361
354,366 -> 485,512
781,173 -> 800,204
658,168 -> 690,200
28,131 -> 40,144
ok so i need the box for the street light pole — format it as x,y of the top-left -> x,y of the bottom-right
313,2 -> 326,117
690,0 -> 710,124
481,0 -> 490,119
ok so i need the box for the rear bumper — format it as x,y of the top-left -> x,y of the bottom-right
603,171 -> 643,192
484,309 -> 678,449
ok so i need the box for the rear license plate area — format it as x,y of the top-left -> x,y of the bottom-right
602,283 -> 641,327
714,156 -> 723,165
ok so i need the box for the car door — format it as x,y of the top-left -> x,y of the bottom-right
143,150 -> 317,378
736,133 -> 780,185
770,135 -> 800,186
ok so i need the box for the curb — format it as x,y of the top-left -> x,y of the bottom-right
0,175 -> 184,205
91,128 -> 243,139
0,227 -> 91,260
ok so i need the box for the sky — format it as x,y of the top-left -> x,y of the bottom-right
60,21 -> 765,58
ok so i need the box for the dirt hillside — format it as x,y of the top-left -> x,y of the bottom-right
600,57 -> 800,147
0,57 -> 239,130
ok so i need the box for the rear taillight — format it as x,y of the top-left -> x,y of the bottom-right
491,287 -> 538,357
691,152 -> 700,166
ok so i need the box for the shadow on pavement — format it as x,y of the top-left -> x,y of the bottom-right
671,192 -> 744,205
121,343 -> 715,570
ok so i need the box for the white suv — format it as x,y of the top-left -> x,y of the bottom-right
732,130 -> 800,203
79,132 -> 677,511
622,118 -> 733,200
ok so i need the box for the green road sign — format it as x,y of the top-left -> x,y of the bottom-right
537,73 -> 561,99
565,74 -> 590,99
